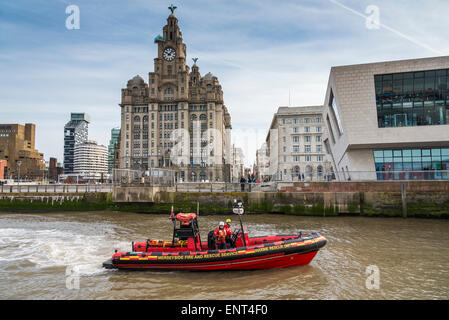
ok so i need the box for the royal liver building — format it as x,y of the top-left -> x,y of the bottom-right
118,6 -> 232,182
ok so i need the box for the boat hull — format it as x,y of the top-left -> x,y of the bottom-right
104,233 -> 326,271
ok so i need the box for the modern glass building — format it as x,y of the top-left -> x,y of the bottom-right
63,113 -> 90,174
108,128 -> 120,173
323,56 -> 449,181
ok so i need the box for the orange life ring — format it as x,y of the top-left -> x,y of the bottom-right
175,212 -> 197,222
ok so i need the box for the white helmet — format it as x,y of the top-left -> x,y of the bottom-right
219,221 -> 225,226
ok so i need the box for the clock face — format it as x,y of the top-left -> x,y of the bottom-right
163,47 -> 176,61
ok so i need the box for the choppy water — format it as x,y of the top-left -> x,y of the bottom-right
0,211 -> 448,299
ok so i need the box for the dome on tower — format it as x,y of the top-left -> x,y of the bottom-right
131,75 -> 144,84
203,72 -> 214,80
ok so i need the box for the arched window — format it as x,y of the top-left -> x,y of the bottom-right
143,115 -> 148,122
191,114 -> 197,121
191,171 -> 197,182
200,171 -> 206,182
199,114 -> 207,120
134,115 -> 141,122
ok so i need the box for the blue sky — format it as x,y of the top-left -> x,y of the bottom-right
1,0 -> 449,166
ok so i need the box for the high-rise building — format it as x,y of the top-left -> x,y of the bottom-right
74,141 -> 108,180
322,56 -> 449,181
118,6 -> 232,182
108,128 -> 120,173
0,123 -> 45,180
64,113 -> 90,174
266,106 -> 332,181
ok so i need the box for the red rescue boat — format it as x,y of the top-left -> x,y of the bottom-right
103,201 -> 327,271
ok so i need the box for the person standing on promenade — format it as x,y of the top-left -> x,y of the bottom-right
240,176 -> 246,191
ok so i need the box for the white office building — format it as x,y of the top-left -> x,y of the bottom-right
255,143 -> 270,182
266,106 -> 332,181
74,141 -> 108,180
231,145 -> 245,182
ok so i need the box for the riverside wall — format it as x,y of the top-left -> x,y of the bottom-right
1,181 -> 449,218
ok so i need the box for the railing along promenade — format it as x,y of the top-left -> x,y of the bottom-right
1,170 -> 448,194
0,184 -> 113,194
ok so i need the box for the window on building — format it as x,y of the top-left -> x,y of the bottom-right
326,115 -> 336,144
375,69 -> 449,128
305,136 -> 311,142
305,145 -> 311,153
373,147 -> 449,180
329,89 -> 344,135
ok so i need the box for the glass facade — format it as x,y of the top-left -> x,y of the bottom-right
375,69 -> 449,127
374,148 -> 449,180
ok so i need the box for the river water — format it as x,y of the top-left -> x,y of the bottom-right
0,211 -> 448,300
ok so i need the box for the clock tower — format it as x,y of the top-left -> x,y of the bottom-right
119,6 -> 232,183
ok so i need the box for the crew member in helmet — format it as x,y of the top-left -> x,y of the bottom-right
224,219 -> 234,248
213,221 -> 227,249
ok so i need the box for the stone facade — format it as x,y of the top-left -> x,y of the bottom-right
0,123 -> 45,180
323,56 -> 449,181
119,9 -> 232,182
265,106 -> 332,181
